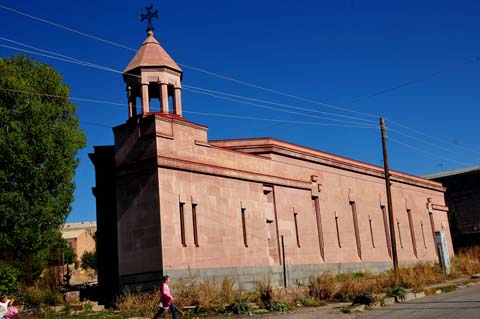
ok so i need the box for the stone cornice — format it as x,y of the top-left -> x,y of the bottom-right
210,138 -> 445,192
115,155 -> 311,190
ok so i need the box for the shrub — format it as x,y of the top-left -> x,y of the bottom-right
23,286 -> 47,307
0,263 -> 17,295
392,286 -> 407,301
268,300 -> 289,312
81,251 -> 97,270
256,276 -> 272,307
22,286 -> 64,307
228,300 -> 252,314
352,292 -> 377,306
308,272 -> 336,300
44,290 -> 64,306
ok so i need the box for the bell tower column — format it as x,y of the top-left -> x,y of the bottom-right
173,87 -> 182,116
159,82 -> 169,113
141,82 -> 150,114
127,86 -> 136,118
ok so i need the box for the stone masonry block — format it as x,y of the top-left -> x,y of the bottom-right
64,291 -> 80,304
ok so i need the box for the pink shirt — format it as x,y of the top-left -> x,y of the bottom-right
159,283 -> 173,308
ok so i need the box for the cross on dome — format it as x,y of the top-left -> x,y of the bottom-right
140,5 -> 159,33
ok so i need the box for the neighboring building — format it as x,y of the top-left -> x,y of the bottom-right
62,221 -> 97,236
424,166 -> 480,250
90,29 -> 453,302
61,228 -> 96,263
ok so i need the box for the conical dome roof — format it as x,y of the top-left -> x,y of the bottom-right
124,31 -> 182,73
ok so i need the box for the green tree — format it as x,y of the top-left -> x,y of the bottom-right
63,243 -> 76,265
81,251 -> 97,271
0,56 -> 86,282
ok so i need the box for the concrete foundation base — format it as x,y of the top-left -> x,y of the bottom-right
119,261 -> 396,292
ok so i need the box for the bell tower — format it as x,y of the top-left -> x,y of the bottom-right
123,6 -> 183,118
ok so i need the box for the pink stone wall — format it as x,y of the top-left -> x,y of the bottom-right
114,113 -> 453,282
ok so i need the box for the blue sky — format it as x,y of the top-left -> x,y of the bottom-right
1,0 -> 479,222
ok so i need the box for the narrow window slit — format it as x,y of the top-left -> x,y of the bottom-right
397,218 -> 403,248
335,211 -> 341,248
369,215 -> 375,248
421,221 -> 427,249
381,205 -> 392,258
350,201 -> 361,259
241,207 -> 248,247
294,211 -> 301,248
192,203 -> 199,247
312,196 -> 324,259
407,209 -> 418,258
179,202 -> 186,247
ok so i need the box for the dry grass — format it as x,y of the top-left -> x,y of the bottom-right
383,263 -> 446,291
309,263 -> 449,301
451,246 -> 480,276
335,275 -> 385,301
172,275 -> 242,311
114,248 -> 480,315
115,288 -> 161,318
308,271 -> 336,300
114,276 -> 242,316
170,273 -> 199,309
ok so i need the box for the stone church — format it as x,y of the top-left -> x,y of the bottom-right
90,29 -> 453,301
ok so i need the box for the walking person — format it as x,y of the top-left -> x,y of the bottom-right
153,276 -> 177,319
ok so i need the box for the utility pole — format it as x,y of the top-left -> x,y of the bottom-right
380,117 -> 399,281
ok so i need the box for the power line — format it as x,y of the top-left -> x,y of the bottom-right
349,57 -> 480,104
388,119 -> 480,157
388,137 -> 476,167
0,87 -> 125,106
3,6 -> 478,159
0,87 -> 376,129
184,87 -> 377,127
80,120 -> 112,128
183,85 -> 377,124
0,41 -> 375,127
186,111 -> 376,128
1,10 -> 479,165
3,87 -> 478,168
388,127 -> 480,159
0,4 -> 379,119
0,4 -> 137,52
0,43 -> 128,77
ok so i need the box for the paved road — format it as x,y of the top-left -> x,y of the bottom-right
242,283 -> 480,319
357,284 -> 480,319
